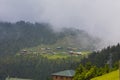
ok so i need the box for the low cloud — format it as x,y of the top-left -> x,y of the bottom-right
0,0 -> 120,46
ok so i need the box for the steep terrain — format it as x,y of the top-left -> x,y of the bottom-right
0,21 -> 100,56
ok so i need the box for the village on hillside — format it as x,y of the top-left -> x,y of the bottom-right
19,46 -> 90,57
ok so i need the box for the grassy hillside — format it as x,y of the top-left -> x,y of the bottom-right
91,70 -> 119,80
41,51 -> 90,59
17,43 -> 91,59
0,21 -> 100,56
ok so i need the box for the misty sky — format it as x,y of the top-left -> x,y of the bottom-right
0,0 -> 120,45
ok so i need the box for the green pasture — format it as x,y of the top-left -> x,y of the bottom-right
91,70 -> 119,80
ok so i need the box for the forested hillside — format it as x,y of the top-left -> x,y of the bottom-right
81,43 -> 120,67
74,44 -> 120,80
0,21 -> 120,80
0,21 -> 100,56
0,54 -> 82,80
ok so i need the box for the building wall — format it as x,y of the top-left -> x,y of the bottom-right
52,76 -> 73,80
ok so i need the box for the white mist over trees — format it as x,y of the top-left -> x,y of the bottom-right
0,0 -> 120,46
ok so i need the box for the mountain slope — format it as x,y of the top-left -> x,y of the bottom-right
0,21 -> 100,56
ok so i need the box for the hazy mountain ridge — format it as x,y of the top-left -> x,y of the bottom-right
0,21 -> 100,56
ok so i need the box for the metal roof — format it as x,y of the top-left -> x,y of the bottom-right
52,70 -> 75,77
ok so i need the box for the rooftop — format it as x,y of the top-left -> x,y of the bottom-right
6,78 -> 32,80
52,70 -> 75,77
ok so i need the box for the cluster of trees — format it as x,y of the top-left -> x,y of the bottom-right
74,62 -> 119,80
81,43 -> 120,67
0,21 -> 100,56
74,43 -> 120,80
0,54 -> 81,80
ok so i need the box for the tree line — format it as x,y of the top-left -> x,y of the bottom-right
0,54 -> 82,80
74,43 -> 120,80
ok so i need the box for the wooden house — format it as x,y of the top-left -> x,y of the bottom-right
68,51 -> 82,56
20,50 -> 28,55
52,70 -> 75,80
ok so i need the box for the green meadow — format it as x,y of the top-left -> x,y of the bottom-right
91,70 -> 119,80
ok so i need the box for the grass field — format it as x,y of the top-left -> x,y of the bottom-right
42,53 -> 69,59
91,70 -> 119,80
18,44 -> 91,60
41,51 -> 90,59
